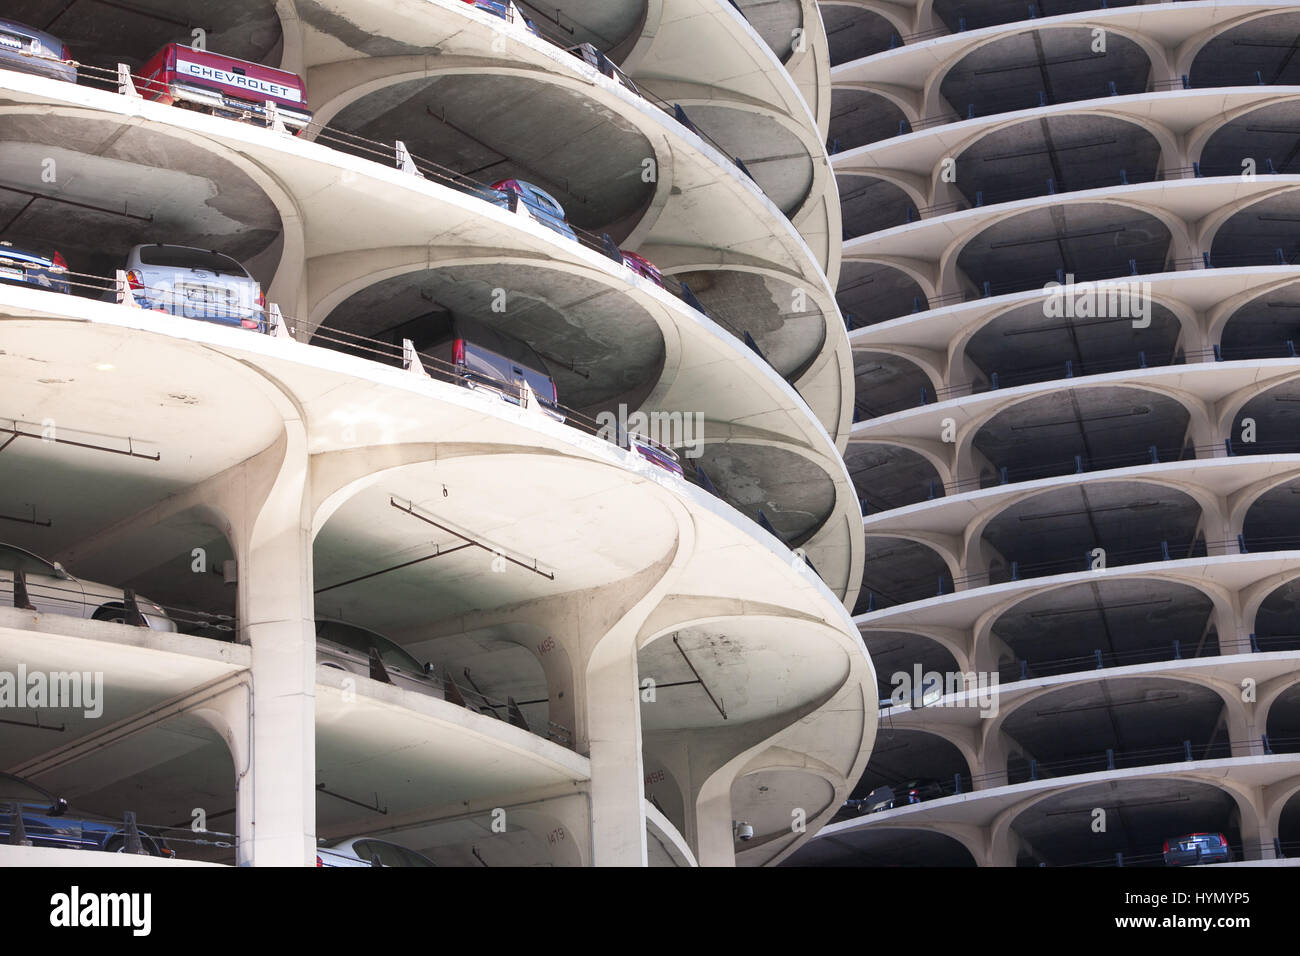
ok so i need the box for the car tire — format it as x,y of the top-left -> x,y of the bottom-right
92,604 -> 129,625
104,836 -> 160,856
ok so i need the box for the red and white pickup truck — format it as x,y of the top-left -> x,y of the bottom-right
137,43 -> 312,131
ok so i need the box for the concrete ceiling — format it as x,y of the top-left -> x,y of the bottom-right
932,0 -> 1137,35
0,322 -> 284,558
1001,678 -> 1225,769
673,268 -> 826,377
0,114 -> 283,285
731,768 -> 834,845
849,727 -> 968,797
939,28 -> 1151,118
782,823 -> 977,865
315,263 -> 665,411
980,481 -> 1202,573
313,455 -> 680,630
839,174 -> 915,240
5,0 -> 282,68
861,629 -> 960,701
852,350 -> 930,419
1012,777 -> 1238,865
1234,378 -> 1300,456
327,73 -> 656,236
1212,189 -> 1300,268
837,260 -> 924,327
1221,278 -> 1300,358
692,442 -> 835,543
1190,10 -> 1300,88
859,535 -> 950,612
733,0 -> 803,62
637,619 -> 848,730
821,3 -> 896,68
964,300 -> 1181,388
955,203 -> 1173,296
828,87 -> 906,151
1255,579 -> 1300,648
1242,477 -> 1300,552
954,114 -> 1162,205
673,102 -> 813,215
1201,100 -> 1300,176
843,440 -> 938,513
971,386 -> 1190,479
991,578 -> 1215,671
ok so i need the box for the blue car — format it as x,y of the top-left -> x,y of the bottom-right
0,240 -> 71,295
488,179 -> 578,242
0,772 -> 173,856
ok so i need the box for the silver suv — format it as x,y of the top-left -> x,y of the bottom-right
0,19 -> 76,84
123,244 -> 266,330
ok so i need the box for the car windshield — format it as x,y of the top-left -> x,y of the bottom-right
138,246 -> 250,277
316,620 -> 423,673
0,542 -> 60,577
0,772 -> 54,805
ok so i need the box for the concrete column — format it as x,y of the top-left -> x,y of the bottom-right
586,641 -> 647,866
696,785 -> 738,868
237,424 -> 317,866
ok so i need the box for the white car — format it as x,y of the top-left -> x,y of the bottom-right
317,837 -> 437,867
122,244 -> 266,330
0,542 -> 175,630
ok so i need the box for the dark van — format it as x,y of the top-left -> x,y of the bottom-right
381,311 -> 564,421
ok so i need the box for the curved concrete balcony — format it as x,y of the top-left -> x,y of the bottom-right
788,753 -> 1300,865
845,267 -> 1300,402
839,176 -> 1300,304
828,1 -> 1293,121
848,358 -> 1300,510
0,71 -> 865,596
0,281 -> 873,864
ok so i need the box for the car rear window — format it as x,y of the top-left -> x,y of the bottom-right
138,246 -> 249,277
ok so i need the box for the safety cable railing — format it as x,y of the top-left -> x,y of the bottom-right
849,735 -> 1297,811
10,259 -> 827,566
37,60 -> 798,367
828,75 -> 1298,154
62,18 -> 772,218
3,802 -> 237,857
0,572 -> 234,637
858,538 -> 1222,612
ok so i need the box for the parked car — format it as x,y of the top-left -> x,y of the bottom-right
122,243 -> 266,329
488,179 -> 578,242
0,772 -> 173,856
0,19 -> 76,84
404,311 -> 565,421
459,0 -> 543,37
860,779 -> 944,813
569,42 -> 639,95
0,541 -> 174,630
1163,832 -> 1232,866
137,43 -> 311,131
627,433 -> 683,477
317,836 -> 437,867
0,239 -> 71,295
620,250 -> 664,288
316,619 -> 444,698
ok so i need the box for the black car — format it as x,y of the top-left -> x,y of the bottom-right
0,772 -> 173,856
